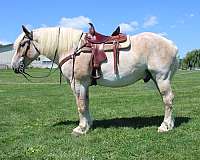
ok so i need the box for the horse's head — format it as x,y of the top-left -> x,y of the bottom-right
11,25 -> 40,74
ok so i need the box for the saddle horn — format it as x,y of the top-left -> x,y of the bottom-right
88,23 -> 95,36
22,25 -> 33,40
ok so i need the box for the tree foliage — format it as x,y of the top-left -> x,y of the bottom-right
182,49 -> 200,69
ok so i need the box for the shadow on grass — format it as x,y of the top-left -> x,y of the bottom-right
53,116 -> 190,129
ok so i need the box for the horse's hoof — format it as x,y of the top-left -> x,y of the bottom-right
71,126 -> 86,136
158,126 -> 169,132
157,121 -> 173,133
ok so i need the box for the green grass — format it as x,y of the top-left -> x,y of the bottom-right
0,69 -> 200,160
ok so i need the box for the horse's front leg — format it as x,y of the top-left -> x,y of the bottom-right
71,81 -> 93,136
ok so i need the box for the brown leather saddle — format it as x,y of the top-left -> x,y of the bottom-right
85,23 -> 127,79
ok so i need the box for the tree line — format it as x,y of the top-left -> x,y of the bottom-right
180,49 -> 200,70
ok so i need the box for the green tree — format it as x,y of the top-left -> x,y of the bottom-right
182,49 -> 200,70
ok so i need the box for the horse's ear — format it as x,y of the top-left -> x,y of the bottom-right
22,25 -> 33,40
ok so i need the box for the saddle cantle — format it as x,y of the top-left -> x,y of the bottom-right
84,23 -> 128,80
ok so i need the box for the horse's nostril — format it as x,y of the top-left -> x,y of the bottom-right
19,67 -> 24,73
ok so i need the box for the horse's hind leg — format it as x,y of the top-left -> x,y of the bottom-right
71,81 -> 93,136
155,77 -> 175,132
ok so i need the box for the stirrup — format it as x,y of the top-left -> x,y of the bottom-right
92,69 -> 101,79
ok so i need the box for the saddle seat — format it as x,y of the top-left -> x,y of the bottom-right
86,23 -> 127,44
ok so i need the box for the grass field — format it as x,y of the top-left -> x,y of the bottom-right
0,69 -> 200,160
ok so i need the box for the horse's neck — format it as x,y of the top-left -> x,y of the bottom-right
35,27 -> 83,65
41,48 -> 73,65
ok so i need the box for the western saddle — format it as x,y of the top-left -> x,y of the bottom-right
85,23 -> 127,80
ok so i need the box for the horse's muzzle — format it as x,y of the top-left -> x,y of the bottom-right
12,61 -> 25,74
13,67 -> 20,73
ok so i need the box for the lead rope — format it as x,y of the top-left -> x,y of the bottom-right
22,27 -> 61,82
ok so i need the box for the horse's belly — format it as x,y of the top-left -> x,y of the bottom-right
96,53 -> 145,87
97,72 -> 140,87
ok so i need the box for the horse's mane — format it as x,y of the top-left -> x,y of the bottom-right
14,27 -> 83,57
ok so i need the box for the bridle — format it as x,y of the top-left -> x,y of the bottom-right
17,28 -> 85,84
17,28 -> 60,82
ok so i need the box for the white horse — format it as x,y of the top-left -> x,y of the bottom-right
11,26 -> 178,136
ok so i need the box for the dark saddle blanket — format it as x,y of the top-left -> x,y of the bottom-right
84,23 -> 129,79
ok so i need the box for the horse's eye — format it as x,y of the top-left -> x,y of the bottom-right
20,42 -> 26,47
20,39 -> 30,47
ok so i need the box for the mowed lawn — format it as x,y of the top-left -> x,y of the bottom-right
0,69 -> 200,160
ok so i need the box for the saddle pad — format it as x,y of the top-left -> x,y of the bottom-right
80,35 -> 131,53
